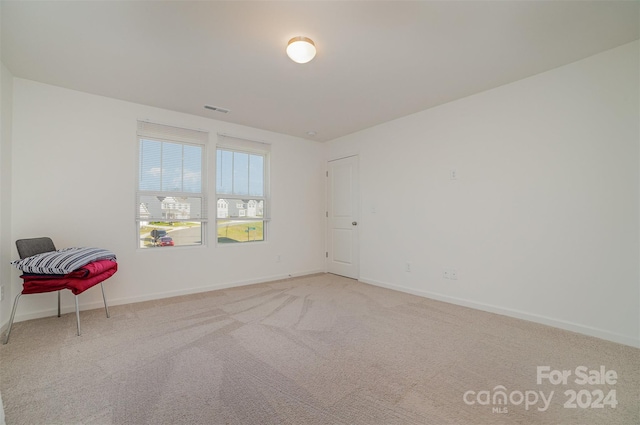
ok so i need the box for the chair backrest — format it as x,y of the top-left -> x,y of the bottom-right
15,237 -> 57,259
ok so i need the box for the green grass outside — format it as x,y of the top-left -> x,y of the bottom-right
139,221 -> 264,245
217,220 -> 264,243
140,221 -> 199,234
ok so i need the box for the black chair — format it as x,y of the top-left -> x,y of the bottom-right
4,237 -> 112,344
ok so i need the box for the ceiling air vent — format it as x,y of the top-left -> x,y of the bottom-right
204,105 -> 230,114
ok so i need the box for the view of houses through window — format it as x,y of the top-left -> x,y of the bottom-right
138,195 -> 204,247
216,198 -> 265,242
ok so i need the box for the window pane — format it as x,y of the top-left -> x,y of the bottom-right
217,149 -> 233,194
137,122 -> 207,250
162,142 -> 183,191
140,139 -> 203,193
215,147 -> 267,244
139,195 -> 203,221
249,154 -> 264,196
139,139 -> 161,191
233,152 -> 249,195
139,222 -> 202,248
183,144 -> 202,193
216,198 -> 263,219
217,220 -> 264,243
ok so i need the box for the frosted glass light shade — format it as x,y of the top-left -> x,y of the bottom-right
286,37 -> 316,64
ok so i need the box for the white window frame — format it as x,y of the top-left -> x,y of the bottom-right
216,134 -> 270,244
136,121 -> 208,249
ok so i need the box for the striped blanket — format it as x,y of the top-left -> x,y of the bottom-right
11,247 -> 117,275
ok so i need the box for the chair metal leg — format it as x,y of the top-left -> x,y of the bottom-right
5,286 -> 109,342
75,295 -> 81,336
100,282 -> 110,318
3,293 -> 23,345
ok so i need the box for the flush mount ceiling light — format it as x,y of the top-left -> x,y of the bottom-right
286,36 -> 316,64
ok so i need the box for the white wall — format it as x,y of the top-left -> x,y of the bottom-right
0,61 -> 14,327
8,79 -> 326,322
328,41 -> 639,347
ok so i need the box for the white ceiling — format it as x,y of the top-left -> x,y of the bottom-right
2,1 -> 638,142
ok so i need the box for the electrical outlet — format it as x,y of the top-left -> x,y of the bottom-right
276,254 -> 281,263
443,269 -> 458,280
0,285 -> 4,301
405,262 -> 411,272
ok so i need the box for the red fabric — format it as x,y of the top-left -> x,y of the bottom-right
20,260 -> 117,295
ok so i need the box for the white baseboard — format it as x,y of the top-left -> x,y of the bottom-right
0,269 -> 325,331
359,276 -> 640,349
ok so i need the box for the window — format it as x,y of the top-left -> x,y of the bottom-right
137,121 -> 208,248
216,135 -> 269,243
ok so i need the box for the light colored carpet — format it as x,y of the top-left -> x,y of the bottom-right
0,273 -> 638,424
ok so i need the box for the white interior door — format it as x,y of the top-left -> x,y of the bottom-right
327,155 -> 359,279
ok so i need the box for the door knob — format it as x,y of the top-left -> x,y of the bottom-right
352,221 -> 358,226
